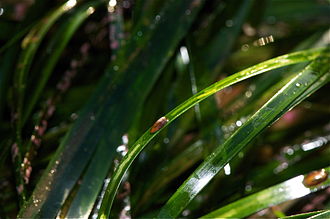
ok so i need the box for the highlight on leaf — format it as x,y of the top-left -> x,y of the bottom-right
0,0 -> 329,218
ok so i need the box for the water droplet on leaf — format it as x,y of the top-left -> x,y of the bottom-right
225,19 -> 234,27
235,120 -> 242,127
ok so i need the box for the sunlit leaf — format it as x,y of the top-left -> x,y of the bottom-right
202,167 -> 330,218
158,56 -> 329,218
98,48 -> 329,218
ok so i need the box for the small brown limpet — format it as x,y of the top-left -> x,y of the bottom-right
303,169 -> 328,187
150,116 -> 168,133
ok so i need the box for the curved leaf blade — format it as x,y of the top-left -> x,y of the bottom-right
280,210 -> 326,219
97,48 -> 329,218
157,57 -> 330,218
13,0 -> 78,130
307,210 -> 330,219
19,0 -> 206,218
202,167 -> 330,218
23,0 -> 102,126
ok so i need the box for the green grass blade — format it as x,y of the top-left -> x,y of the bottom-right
64,4 -> 123,219
204,0 -> 254,73
0,23 -> 33,55
265,0 -> 330,23
22,0 -> 101,126
97,48 -> 328,218
65,139 -> 116,218
157,57 -> 330,218
202,167 -> 330,218
307,210 -> 330,219
0,47 -> 18,118
136,140 -> 204,212
13,0 -> 78,130
18,0 -> 206,218
280,210 -> 326,219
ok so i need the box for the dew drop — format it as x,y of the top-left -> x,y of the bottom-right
245,90 -> 252,98
33,197 -> 41,207
224,163 -> 231,175
295,83 -> 301,87
0,8 -> 4,16
285,148 -> 294,155
238,152 -> 244,158
182,210 -> 190,216
274,162 -> 288,174
163,137 -> 170,144
116,145 -> 128,156
229,124 -> 235,131
235,120 -> 242,127
245,184 -> 252,192
87,6 -> 95,15
122,134 -> 129,144
241,44 -> 249,52
65,0 -> 77,10
70,113 -> 78,120
109,0 -> 117,7
225,19 -> 234,27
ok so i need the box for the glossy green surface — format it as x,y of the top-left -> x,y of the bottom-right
14,0 -> 78,131
281,210 -> 326,219
19,0 -> 206,218
1,0 -> 329,218
158,56 -> 330,218
202,167 -> 330,218
23,1 -> 102,126
307,210 -> 330,219
98,47 -> 329,218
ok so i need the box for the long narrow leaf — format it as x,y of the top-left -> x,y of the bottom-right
204,0 -> 254,73
14,0 -> 78,130
202,167 -> 330,218
307,210 -> 330,219
18,0 -> 206,217
97,48 -> 329,218
23,0 -> 101,126
281,211 -> 326,219
158,57 -> 330,218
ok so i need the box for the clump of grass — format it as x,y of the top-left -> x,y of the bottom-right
0,0 -> 329,218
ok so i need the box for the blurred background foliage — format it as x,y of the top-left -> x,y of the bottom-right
0,0 -> 329,218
